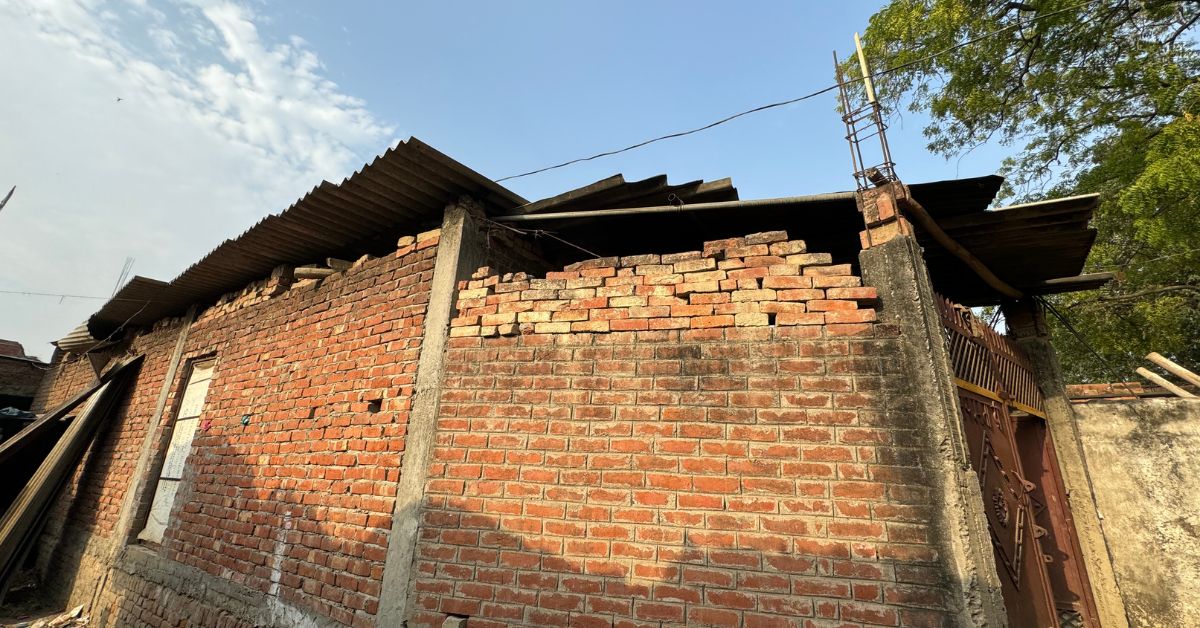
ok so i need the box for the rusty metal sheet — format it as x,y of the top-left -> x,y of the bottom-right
0,356 -> 143,596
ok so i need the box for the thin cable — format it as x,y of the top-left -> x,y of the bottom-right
0,289 -> 163,303
495,0 -> 1102,183
1038,296 -> 1153,410
482,217 -> 602,259
81,300 -> 152,355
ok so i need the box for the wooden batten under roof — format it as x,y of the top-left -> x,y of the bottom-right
493,176 -> 1108,306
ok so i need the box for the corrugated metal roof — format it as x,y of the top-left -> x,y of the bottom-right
54,137 -> 1082,350
69,138 -> 529,346
486,178 -> 1101,306
487,175 -> 1006,271
920,193 -> 1101,304
512,174 -> 739,216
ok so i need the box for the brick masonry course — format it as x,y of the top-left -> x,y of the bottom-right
34,231 -> 441,628
31,229 -> 966,627
413,233 -> 953,628
449,233 -> 879,339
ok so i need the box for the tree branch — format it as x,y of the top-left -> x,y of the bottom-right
1067,284 -> 1200,309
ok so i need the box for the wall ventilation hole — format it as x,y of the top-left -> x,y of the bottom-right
367,399 -> 382,413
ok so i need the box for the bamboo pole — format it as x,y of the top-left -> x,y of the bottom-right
1135,367 -> 1196,399
896,196 -> 1025,299
1146,352 -> 1200,389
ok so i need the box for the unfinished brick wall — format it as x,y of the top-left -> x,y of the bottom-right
413,233 -> 954,628
30,352 -> 103,413
449,231 -> 876,338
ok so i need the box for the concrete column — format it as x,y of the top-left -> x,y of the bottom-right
378,198 -> 488,625
1002,300 -> 1131,628
858,229 -> 1009,627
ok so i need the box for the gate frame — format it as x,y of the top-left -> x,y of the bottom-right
1003,300 -> 1131,628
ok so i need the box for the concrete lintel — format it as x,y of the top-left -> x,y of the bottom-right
859,235 -> 1008,627
378,197 -> 487,625
1002,300 -> 1132,628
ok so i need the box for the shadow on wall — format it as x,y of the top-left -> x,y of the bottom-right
404,330 -> 963,628
408,496 -> 954,628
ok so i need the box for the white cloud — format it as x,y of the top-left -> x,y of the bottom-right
0,0 -> 395,361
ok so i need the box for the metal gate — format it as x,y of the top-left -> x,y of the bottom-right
936,296 -> 1099,628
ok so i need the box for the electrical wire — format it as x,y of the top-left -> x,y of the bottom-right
1038,295 -> 1154,410
482,217 -> 603,259
0,289 -> 163,303
495,0 -> 1103,183
81,300 -> 152,355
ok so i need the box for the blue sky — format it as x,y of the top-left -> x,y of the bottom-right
0,1 -> 1010,359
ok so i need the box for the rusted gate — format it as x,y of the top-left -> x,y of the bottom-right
936,296 -> 1099,628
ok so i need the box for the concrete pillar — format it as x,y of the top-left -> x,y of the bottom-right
856,183 -> 1008,627
377,198 -> 488,625
1002,300 -> 1131,628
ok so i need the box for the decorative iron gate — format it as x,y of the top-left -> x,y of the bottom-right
936,296 -> 1099,628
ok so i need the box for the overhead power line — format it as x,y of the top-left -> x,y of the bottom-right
496,0 -> 1101,183
0,289 -> 159,303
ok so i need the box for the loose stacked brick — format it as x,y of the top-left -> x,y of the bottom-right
450,231 -> 878,338
415,233 -> 953,628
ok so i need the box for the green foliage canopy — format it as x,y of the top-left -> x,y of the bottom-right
855,0 -> 1200,382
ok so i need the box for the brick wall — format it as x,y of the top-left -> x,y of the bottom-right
449,231 -> 876,338
0,357 -> 46,408
33,324 -> 184,609
34,227 -> 968,627
39,230 -> 441,628
413,233 -> 955,627
30,352 -> 101,413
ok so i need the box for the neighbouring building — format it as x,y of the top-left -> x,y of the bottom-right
11,138 -> 1139,627
0,339 -> 47,412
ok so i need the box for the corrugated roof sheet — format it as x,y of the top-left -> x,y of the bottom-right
54,138 -> 1093,349
919,193 -> 1100,304
488,178 -> 1102,305
70,143 -> 743,347
487,175 -> 1007,274
512,174 -> 739,216
75,138 -> 528,342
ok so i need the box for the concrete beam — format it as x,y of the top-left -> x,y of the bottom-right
1003,300 -> 1132,628
377,198 -> 487,625
859,235 -> 1009,627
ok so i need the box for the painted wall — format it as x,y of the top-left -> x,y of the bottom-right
1073,397 -> 1200,627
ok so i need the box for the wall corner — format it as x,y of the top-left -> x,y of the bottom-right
858,235 -> 1009,627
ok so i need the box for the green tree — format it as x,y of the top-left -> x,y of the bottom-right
854,0 -> 1200,382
